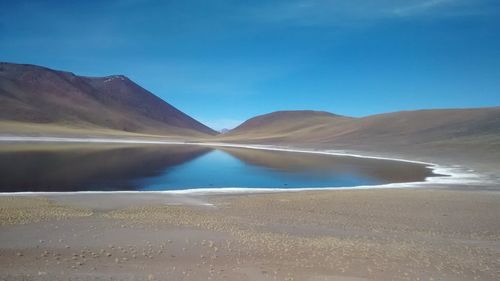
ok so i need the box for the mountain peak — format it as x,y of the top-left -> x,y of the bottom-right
0,62 -> 217,137
226,110 -> 349,136
260,110 -> 342,118
103,75 -> 127,82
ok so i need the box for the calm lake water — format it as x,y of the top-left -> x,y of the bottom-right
0,144 -> 435,192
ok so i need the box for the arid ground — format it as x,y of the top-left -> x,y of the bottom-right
1,183 -> 499,281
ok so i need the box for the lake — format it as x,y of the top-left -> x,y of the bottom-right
0,143 -> 436,192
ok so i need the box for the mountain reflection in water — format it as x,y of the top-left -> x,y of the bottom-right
0,144 -> 435,192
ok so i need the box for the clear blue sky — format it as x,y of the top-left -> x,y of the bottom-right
1,0 -> 499,130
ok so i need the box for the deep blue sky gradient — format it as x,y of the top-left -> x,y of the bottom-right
1,0 -> 499,129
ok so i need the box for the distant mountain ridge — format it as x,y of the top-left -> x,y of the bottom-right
0,62 -> 216,136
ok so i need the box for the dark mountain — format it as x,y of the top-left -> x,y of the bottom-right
0,62 -> 217,137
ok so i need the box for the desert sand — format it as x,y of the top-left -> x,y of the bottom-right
1,183 -> 499,281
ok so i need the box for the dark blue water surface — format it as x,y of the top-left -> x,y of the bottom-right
0,144 -> 434,192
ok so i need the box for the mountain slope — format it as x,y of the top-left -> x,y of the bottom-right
221,108 -> 500,171
224,108 -> 500,144
0,62 -> 216,137
227,110 -> 353,141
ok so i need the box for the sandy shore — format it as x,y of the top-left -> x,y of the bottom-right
1,187 -> 499,281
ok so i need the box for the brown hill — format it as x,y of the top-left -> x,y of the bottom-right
0,62 -> 216,137
225,108 -> 500,144
227,110 -> 353,141
221,108 -> 500,172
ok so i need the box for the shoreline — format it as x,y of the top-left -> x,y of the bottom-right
0,136 -> 490,197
